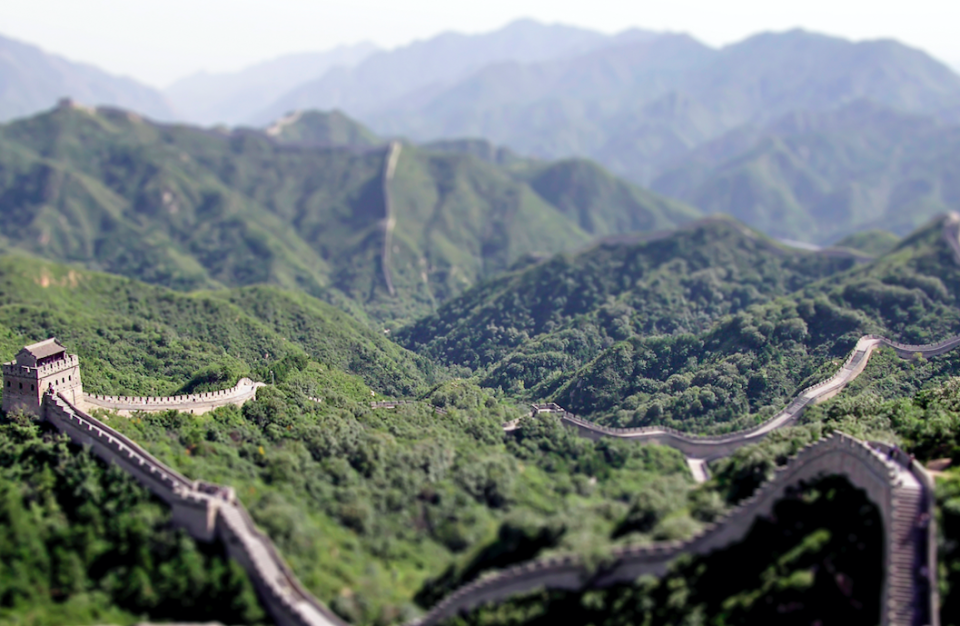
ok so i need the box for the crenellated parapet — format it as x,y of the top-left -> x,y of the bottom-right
84,377 -> 264,416
408,433 -> 936,626
540,327 -> 958,461
40,391 -> 347,626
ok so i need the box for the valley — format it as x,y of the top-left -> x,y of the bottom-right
2,14 -> 960,626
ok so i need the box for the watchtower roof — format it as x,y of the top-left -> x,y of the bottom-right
22,338 -> 66,360
13,338 -> 67,367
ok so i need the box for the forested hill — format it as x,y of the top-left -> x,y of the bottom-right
0,104 -> 698,324
396,216 -> 863,374
0,255 -> 435,397
397,215 -> 960,435
547,215 -> 960,431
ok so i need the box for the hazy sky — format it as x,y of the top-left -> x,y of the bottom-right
5,0 -> 959,88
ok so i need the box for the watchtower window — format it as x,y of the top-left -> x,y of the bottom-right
18,383 -> 22,389
30,384 -> 34,391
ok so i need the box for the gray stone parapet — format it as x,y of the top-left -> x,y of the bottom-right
407,434 -> 935,626
40,391 -> 346,626
83,377 -> 264,416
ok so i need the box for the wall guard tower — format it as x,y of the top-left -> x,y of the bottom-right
2,338 -> 82,416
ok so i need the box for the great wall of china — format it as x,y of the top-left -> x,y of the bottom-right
83,377 -> 264,416
381,142 -> 402,297
409,433 -> 937,626
4,212 -> 958,625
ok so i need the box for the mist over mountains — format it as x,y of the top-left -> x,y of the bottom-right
0,33 -> 177,123
2,19 -> 960,246
165,42 -> 380,126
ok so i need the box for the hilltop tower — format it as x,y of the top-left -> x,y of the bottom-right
2,338 -> 82,416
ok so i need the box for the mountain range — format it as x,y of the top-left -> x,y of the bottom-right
165,42 -> 379,126
3,20 -> 960,247
0,103 -> 696,325
650,99 -> 960,242
0,33 -> 176,123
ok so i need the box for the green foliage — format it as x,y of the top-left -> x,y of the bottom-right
833,229 -> 901,257
270,110 -> 381,147
0,414 -> 265,626
398,218 -> 858,385
89,366 -> 692,625
443,476 -> 882,626
539,215 -> 960,431
0,107 -> 697,324
0,255 -> 434,397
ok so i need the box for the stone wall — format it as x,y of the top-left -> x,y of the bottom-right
41,391 -> 346,626
553,330 -> 960,461
410,434 -> 936,626
3,354 -> 82,416
83,378 -> 264,416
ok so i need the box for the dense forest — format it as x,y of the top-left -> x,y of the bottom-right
0,209 -> 959,624
0,106 -> 697,324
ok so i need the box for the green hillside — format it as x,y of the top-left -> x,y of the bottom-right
0,254 -> 712,626
833,229 -> 901,256
397,217 -> 862,384
512,158 -> 700,234
398,215 -> 960,436
0,106 -> 697,324
0,255 -> 434,397
651,101 -> 960,243
265,109 -> 381,147
1,219 -> 957,624
548,215 -> 960,431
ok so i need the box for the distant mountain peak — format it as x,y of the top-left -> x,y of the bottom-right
0,31 -> 176,123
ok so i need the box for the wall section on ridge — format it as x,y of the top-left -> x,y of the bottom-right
83,377 -> 264,416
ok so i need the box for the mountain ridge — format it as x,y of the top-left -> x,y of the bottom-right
0,32 -> 177,123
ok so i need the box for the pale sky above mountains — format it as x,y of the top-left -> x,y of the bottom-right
5,0 -> 959,87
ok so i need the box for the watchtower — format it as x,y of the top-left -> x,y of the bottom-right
2,338 -> 82,416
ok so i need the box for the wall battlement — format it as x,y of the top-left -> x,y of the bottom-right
6,214 -> 956,626
409,434 -> 936,626
41,391 -> 346,626
84,377 -> 264,416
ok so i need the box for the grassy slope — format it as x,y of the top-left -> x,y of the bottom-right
0,255 -> 433,396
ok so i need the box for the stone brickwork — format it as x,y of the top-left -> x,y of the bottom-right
84,377 -> 264,416
41,391 -> 347,626
2,339 -> 82,416
409,434 -> 937,626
